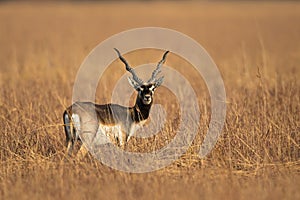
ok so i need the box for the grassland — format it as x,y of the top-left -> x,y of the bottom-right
0,1 -> 299,200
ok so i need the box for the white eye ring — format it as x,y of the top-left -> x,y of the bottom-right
149,85 -> 155,91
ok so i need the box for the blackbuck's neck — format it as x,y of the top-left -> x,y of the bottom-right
133,98 -> 152,122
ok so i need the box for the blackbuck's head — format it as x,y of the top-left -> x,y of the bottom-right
114,48 -> 169,105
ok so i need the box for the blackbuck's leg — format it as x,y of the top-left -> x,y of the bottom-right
76,119 -> 99,160
126,125 -> 135,143
118,128 -> 124,148
77,130 -> 98,160
112,127 -> 123,147
77,145 -> 89,160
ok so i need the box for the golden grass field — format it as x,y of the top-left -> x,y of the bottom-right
0,1 -> 299,200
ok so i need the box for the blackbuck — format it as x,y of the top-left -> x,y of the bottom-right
63,48 -> 169,156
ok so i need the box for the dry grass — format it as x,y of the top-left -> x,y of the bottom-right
0,1 -> 299,200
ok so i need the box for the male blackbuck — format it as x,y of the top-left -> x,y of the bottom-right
63,48 -> 169,156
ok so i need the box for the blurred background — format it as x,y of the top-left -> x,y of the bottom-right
0,0 -> 299,200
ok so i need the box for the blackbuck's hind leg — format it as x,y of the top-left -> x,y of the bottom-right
75,118 -> 99,160
66,140 -> 74,156
75,130 -> 97,160
77,145 -> 89,160
75,130 -> 99,160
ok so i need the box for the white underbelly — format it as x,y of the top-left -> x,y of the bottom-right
98,124 -> 121,137
94,124 -> 122,145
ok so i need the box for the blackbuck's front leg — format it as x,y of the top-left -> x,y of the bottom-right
126,125 -> 135,143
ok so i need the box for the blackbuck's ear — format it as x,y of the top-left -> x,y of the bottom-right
128,77 -> 141,91
154,76 -> 164,89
